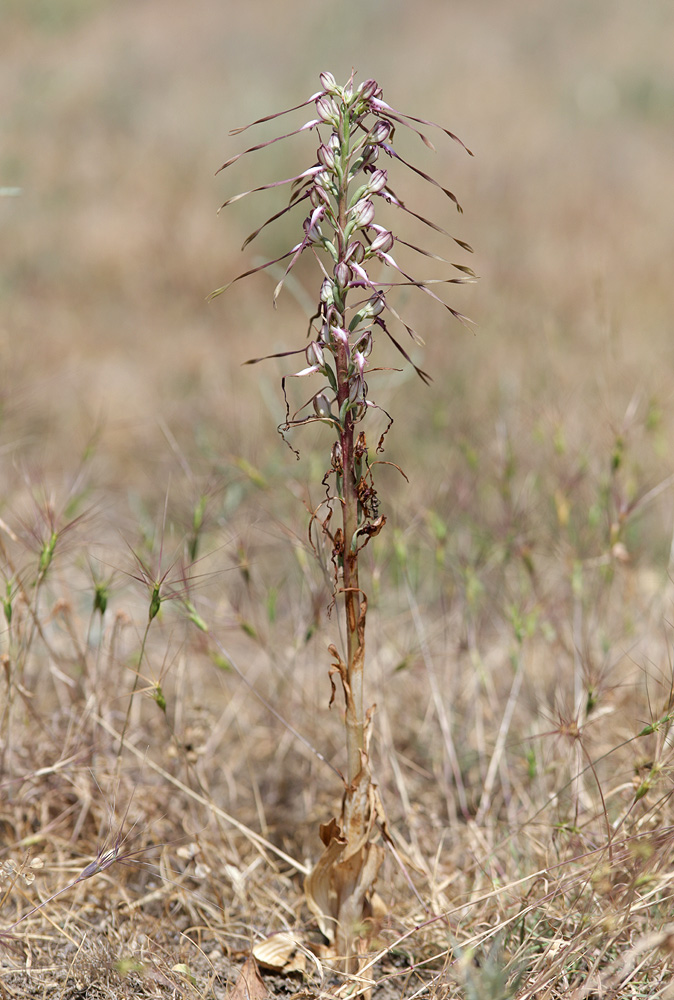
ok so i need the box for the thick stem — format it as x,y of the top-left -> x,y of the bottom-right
339,386 -> 363,786
335,108 -> 364,787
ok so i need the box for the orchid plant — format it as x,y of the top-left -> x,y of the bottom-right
214,70 -> 474,966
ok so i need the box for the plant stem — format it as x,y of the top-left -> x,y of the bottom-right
335,115 -> 364,787
339,380 -> 364,786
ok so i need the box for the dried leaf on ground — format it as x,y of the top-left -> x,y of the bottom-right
253,931 -> 307,973
227,956 -> 269,1000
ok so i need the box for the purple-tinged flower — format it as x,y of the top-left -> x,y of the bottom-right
369,121 -> 392,145
304,206 -> 326,243
306,340 -> 325,368
365,169 -> 387,195
293,363 -> 321,378
358,79 -> 381,102
316,95 -> 339,125
367,293 -> 385,317
348,259 -> 377,294
313,392 -> 333,418
334,261 -> 351,288
330,326 -> 349,347
318,144 -> 336,170
215,75 -> 474,968
310,185 -> 331,208
367,228 -> 394,255
314,169 -> 336,197
345,241 -> 365,264
349,375 -> 364,404
354,331 -> 373,357
349,295 -> 385,331
349,199 -> 375,229
319,71 -> 337,93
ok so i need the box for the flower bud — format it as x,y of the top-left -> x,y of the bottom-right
315,95 -> 339,125
368,293 -> 385,317
358,79 -> 381,101
317,144 -> 336,170
349,376 -> 364,404
361,145 -> 380,167
370,120 -> 392,145
310,184 -> 330,208
320,278 -> 334,304
367,169 -> 387,195
328,132 -> 340,151
306,340 -> 324,368
355,294 -> 385,324
345,240 -> 365,264
313,393 -> 332,418
350,199 -> 375,229
319,71 -> 337,93
369,228 -> 394,254
315,169 -> 333,192
304,211 -> 324,243
334,261 -> 351,288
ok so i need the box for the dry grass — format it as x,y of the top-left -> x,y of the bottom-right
2,1 -> 674,997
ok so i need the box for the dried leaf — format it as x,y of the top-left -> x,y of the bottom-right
253,932 -> 306,973
305,824 -> 346,944
305,743 -> 386,965
227,957 -> 269,1000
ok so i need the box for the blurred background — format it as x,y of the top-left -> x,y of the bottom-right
2,0 -> 674,584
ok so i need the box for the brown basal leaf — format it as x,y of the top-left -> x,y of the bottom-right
305,745 -> 386,966
227,957 -> 269,1000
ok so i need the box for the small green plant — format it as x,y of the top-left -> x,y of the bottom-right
215,71 -> 474,965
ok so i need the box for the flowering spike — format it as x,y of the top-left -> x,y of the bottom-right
215,77 -> 473,965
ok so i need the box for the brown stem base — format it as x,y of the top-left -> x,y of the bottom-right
304,713 -> 385,970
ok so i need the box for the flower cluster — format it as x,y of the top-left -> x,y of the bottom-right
214,71 -> 475,449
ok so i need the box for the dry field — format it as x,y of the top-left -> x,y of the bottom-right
2,1 -> 674,997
